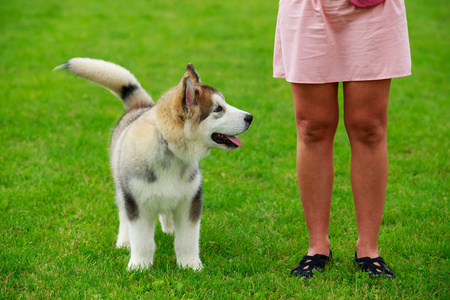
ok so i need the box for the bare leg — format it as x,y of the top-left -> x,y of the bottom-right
343,79 -> 391,258
291,82 -> 339,256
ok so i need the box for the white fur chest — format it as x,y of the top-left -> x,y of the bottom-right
111,109 -> 201,215
128,160 -> 201,215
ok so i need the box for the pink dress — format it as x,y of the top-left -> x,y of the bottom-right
273,0 -> 411,83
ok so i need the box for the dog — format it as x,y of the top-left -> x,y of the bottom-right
55,58 -> 252,271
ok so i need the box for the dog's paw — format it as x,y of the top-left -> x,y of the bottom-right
161,226 -> 174,234
178,259 -> 203,271
159,214 -> 175,234
116,238 -> 130,249
127,259 -> 152,271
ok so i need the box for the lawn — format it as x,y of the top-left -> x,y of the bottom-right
0,0 -> 448,299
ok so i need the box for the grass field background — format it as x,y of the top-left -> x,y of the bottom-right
0,0 -> 448,299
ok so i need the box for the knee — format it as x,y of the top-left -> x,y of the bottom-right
345,117 -> 386,147
296,117 -> 338,144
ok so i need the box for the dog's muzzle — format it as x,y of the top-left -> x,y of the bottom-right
211,113 -> 253,149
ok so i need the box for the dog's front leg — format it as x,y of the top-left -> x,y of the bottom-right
127,216 -> 156,270
173,202 -> 202,271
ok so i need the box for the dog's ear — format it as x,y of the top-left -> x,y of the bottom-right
186,63 -> 200,83
183,75 -> 196,109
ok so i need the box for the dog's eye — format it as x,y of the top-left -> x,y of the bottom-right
214,106 -> 223,113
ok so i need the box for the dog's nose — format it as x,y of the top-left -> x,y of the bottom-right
244,114 -> 253,125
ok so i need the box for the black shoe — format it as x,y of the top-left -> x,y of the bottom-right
354,252 -> 395,279
290,251 -> 333,278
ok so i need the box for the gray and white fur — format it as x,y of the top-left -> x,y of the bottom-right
55,58 -> 252,271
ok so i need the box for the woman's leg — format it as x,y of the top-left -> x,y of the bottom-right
343,79 -> 391,258
291,82 -> 339,256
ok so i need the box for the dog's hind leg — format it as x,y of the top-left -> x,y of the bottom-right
116,207 -> 130,248
115,187 -> 130,248
159,213 -> 175,234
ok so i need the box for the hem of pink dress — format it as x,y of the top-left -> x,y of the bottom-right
273,72 -> 412,84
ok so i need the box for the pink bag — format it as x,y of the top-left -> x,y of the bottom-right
350,0 -> 385,8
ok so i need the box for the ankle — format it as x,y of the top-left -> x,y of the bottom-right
355,244 -> 379,258
307,240 -> 331,256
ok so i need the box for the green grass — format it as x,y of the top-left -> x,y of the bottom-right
0,0 -> 448,298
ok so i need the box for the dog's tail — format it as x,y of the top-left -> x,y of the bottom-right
54,58 -> 155,112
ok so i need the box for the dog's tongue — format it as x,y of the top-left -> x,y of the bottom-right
227,135 -> 242,147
